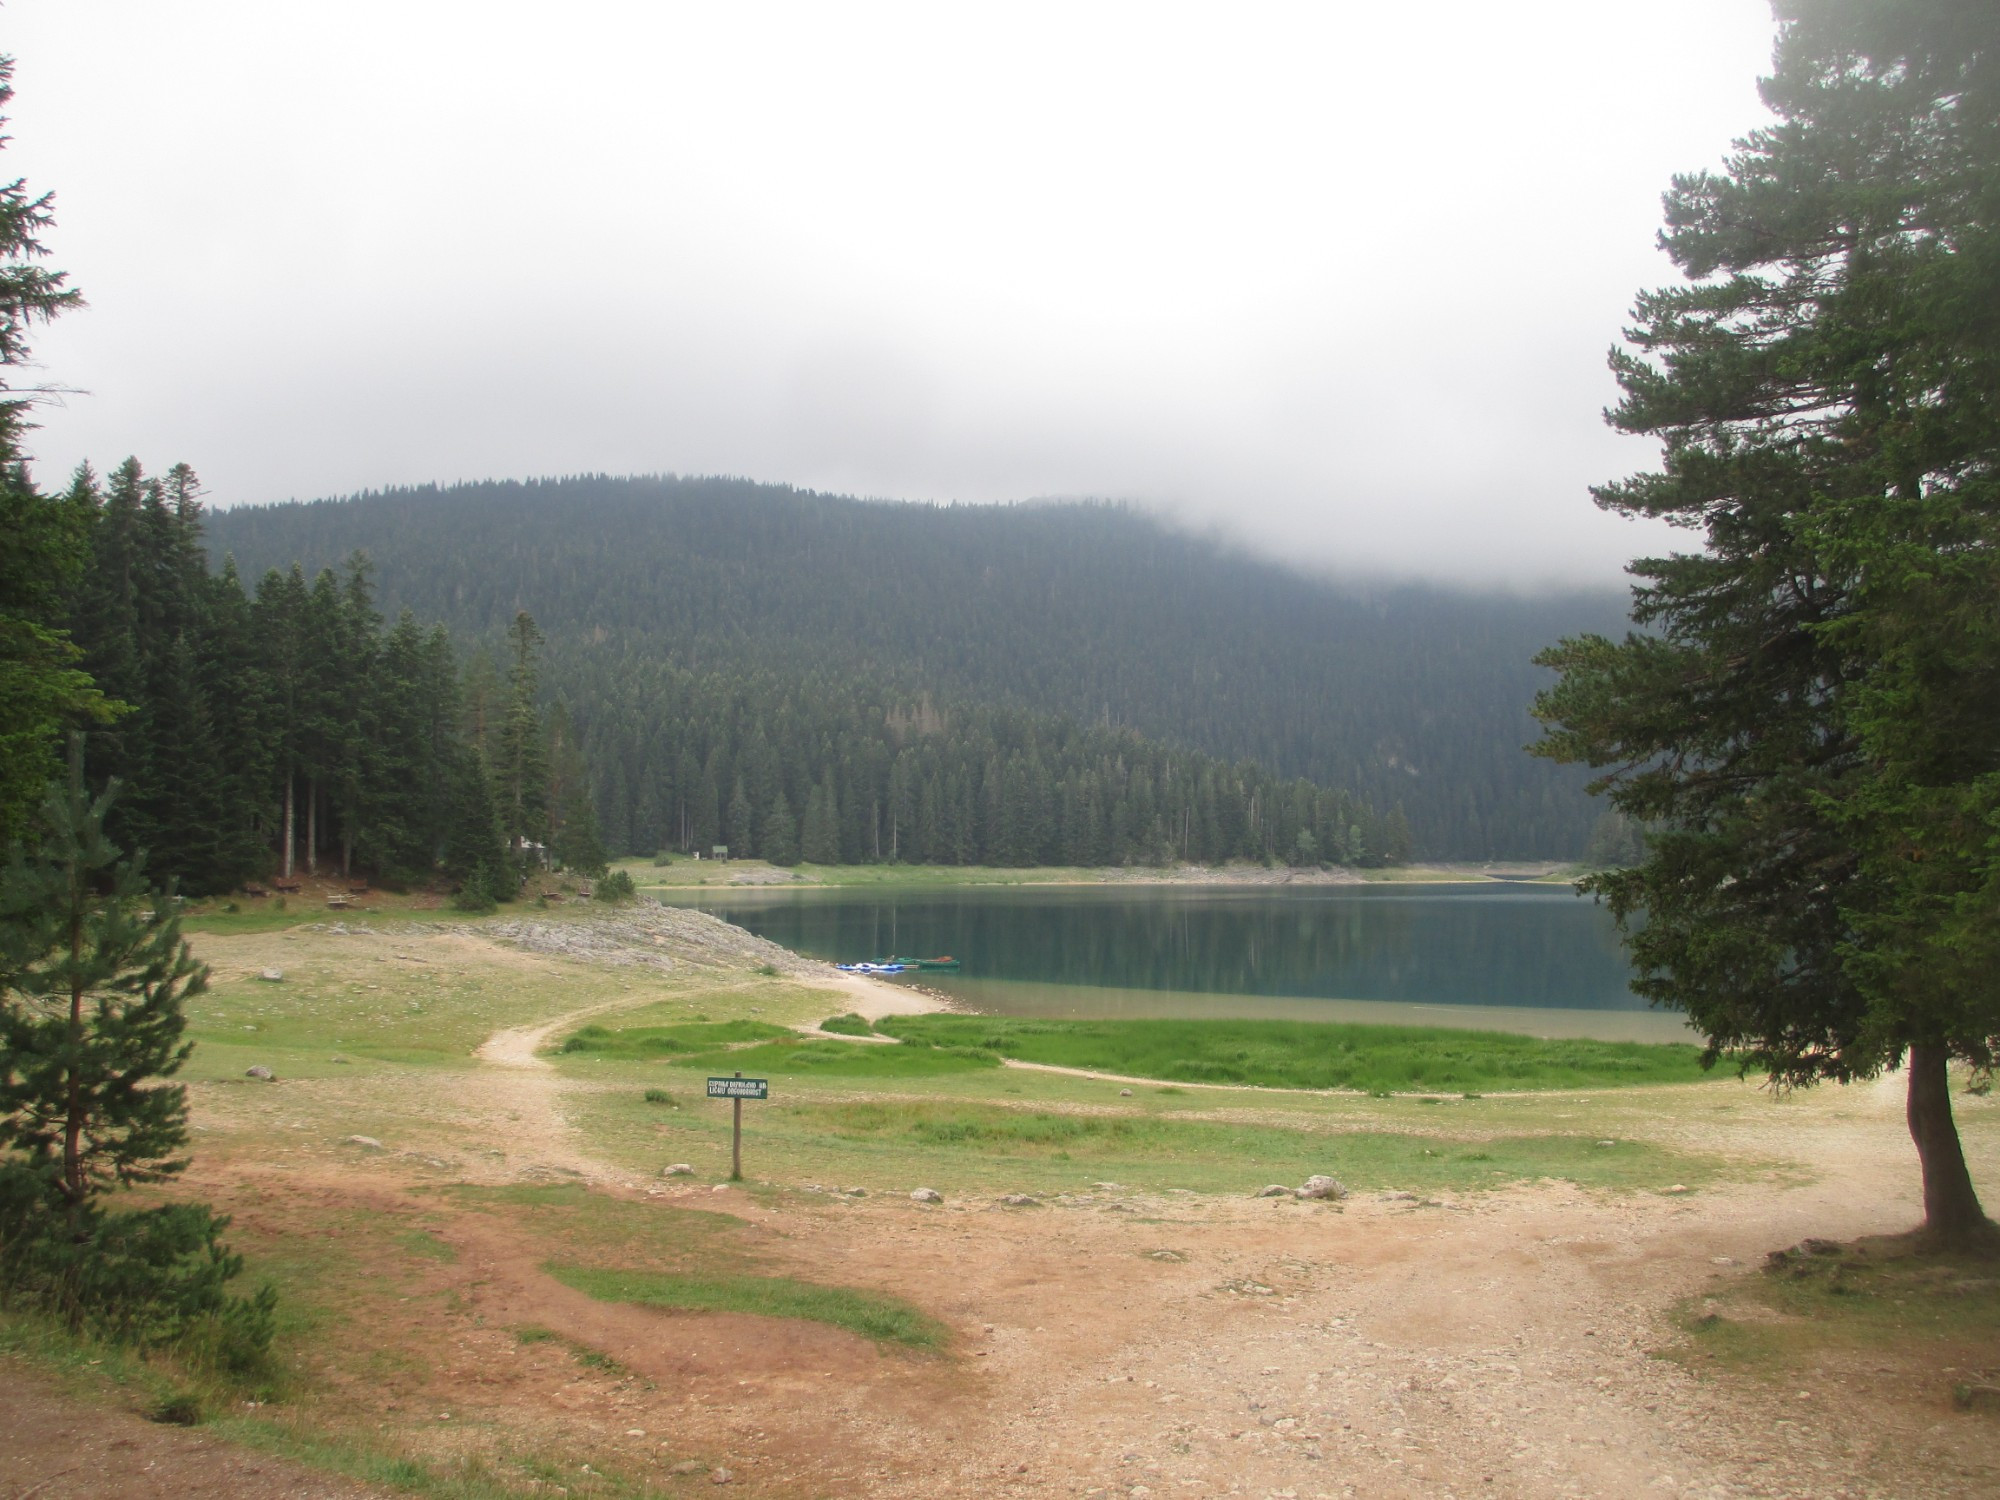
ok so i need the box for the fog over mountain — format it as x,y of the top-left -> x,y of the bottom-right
10,0 -> 1775,585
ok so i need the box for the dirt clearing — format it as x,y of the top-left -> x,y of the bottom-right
3,904 -> 1994,1499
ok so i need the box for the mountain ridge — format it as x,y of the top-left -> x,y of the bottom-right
204,475 -> 1630,860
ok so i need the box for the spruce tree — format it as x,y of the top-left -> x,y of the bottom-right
726,778 -> 754,857
496,611 -> 549,857
801,777 -> 839,864
761,790 -> 798,866
0,746 -> 203,1224
1534,0 -> 1998,1243
0,743 -> 272,1351
0,55 -> 97,844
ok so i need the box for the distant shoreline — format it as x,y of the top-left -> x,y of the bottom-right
625,857 -> 1585,892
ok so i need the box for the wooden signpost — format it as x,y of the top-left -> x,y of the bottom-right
708,1072 -> 768,1180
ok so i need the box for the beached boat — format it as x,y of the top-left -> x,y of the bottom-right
835,956 -> 960,974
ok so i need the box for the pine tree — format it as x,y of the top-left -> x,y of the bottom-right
801,773 -> 840,864
496,611 -> 549,858
551,782 -> 608,878
726,778 -> 754,857
0,743 -> 273,1351
440,746 -> 508,906
0,56 -> 97,844
0,745 -> 203,1226
761,789 -> 798,866
1534,0 -> 1999,1243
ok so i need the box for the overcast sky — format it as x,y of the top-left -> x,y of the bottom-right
6,1 -> 1776,586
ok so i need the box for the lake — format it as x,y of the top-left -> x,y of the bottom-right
659,882 -> 1693,1043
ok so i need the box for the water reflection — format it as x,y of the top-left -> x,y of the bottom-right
661,883 -> 1645,1014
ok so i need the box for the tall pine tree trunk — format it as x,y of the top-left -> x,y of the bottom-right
282,769 -> 295,879
307,778 -> 318,877
1907,1045 -> 1989,1242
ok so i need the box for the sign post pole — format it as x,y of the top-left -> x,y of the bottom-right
731,1072 -> 743,1180
707,1072 -> 766,1179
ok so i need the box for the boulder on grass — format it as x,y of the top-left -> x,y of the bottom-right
910,1187 -> 943,1204
661,1163 -> 695,1177
1296,1175 -> 1348,1201
245,1065 -> 276,1081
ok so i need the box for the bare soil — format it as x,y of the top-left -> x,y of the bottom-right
4,911 -> 1995,1500
0,1362 -> 387,1500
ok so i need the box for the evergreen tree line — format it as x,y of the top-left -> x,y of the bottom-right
543,653 -> 1412,868
0,55 -> 275,1370
207,477 -> 1624,861
49,455 -> 1408,888
59,458 -> 523,897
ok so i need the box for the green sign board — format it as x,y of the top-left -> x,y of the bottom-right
708,1076 -> 769,1100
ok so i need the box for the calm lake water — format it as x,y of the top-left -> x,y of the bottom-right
660,882 -> 1692,1043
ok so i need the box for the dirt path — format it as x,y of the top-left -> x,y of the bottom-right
440,988 -> 2000,1498
0,1361 -> 388,1500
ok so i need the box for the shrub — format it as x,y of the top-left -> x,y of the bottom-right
451,862 -> 500,912
593,869 -> 636,903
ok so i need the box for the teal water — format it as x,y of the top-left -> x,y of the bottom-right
660,882 -> 1686,1040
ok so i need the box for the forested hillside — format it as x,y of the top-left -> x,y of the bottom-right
207,477 -> 1628,860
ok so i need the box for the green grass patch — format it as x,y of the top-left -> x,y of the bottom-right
878,1014 -> 1711,1093
786,1098 -> 1720,1194
393,1228 -> 457,1263
666,1038 -> 1000,1077
556,1019 -> 790,1056
1670,1234 -> 2000,1380
819,1013 -> 875,1036
547,1264 -> 945,1349
448,1183 -> 748,1266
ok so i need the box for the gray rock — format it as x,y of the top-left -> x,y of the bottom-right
670,1459 -> 705,1475
841,1186 -> 867,1197
341,1135 -> 384,1150
1295,1174 -> 1348,1201
709,1467 -> 733,1484
1000,1193 -> 1039,1207
661,1163 -> 695,1177
257,968 -> 284,982
910,1187 -> 943,1203
1118,1088 -> 1133,1096
1255,1184 -> 1292,1198
245,1065 -> 276,1081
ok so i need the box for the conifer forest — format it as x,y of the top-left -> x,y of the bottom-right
202,476 -> 1630,877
